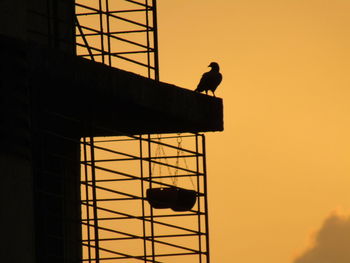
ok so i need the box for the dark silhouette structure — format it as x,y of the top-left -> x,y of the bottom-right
0,1 -> 223,262
195,62 -> 223,97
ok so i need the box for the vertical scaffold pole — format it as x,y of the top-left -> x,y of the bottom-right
195,134 -> 203,263
98,0 -> 105,64
83,138 -> 92,263
139,135 -> 148,263
147,134 -> 156,262
152,0 -> 160,81
89,137 -> 100,263
202,134 -> 210,263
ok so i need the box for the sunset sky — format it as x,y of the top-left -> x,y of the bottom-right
157,1 -> 350,262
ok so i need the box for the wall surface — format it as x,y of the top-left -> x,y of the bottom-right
0,0 -> 75,53
0,36 -> 35,263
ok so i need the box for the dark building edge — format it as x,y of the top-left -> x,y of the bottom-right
0,34 -> 223,262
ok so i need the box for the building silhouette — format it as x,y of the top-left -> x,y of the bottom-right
0,1 -> 223,262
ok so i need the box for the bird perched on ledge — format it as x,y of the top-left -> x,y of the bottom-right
195,62 -> 222,97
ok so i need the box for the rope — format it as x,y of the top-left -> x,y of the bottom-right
151,134 -> 195,189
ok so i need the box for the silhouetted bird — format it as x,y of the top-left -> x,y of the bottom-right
195,62 -> 222,97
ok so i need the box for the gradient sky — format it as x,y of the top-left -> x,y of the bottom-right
157,1 -> 350,262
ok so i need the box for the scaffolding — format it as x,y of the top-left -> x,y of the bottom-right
81,134 -> 210,262
75,1 -> 211,262
75,0 -> 159,79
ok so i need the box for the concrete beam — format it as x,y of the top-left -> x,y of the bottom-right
25,40 -> 224,136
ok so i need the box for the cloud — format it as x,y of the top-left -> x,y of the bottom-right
293,210 -> 350,263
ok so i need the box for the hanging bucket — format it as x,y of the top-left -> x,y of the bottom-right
171,188 -> 197,212
146,187 -> 178,209
146,187 -> 197,211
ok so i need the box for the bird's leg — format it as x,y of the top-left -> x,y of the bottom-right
212,91 -> 216,97
205,90 -> 208,95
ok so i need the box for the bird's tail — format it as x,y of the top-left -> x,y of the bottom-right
195,86 -> 203,92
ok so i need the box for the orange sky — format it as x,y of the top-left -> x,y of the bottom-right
157,1 -> 350,262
